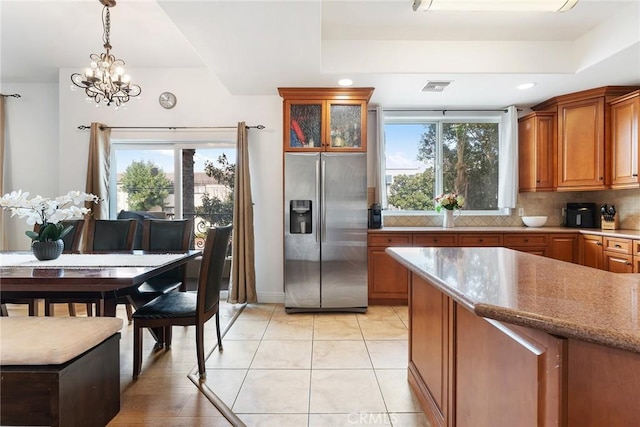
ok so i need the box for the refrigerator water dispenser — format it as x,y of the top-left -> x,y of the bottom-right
290,200 -> 312,234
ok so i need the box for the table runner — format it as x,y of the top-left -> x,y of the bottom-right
0,253 -> 186,268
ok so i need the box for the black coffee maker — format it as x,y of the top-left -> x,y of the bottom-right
368,203 -> 382,229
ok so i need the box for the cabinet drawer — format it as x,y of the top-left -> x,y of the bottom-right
413,234 -> 458,247
603,252 -> 634,273
633,240 -> 640,257
368,234 -> 412,247
503,234 -> 548,247
458,234 -> 503,247
603,237 -> 632,255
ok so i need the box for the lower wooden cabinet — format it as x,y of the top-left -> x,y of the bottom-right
409,272 -> 566,427
579,234 -> 604,269
369,231 -> 637,304
504,233 -> 549,257
367,233 -> 412,305
409,275 -> 452,427
580,234 -> 637,273
548,233 -> 578,263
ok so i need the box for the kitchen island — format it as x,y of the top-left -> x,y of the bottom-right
387,246 -> 640,427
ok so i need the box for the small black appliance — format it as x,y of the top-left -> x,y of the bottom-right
368,203 -> 382,229
565,203 -> 597,228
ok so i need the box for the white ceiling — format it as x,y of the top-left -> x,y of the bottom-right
1,0 -> 639,108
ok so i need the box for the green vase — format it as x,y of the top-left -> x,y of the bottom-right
32,239 -> 64,261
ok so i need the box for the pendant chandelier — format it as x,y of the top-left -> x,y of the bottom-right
71,0 -> 141,107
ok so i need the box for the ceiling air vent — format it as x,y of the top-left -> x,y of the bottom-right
421,81 -> 452,92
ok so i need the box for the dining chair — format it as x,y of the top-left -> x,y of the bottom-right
84,218 -> 137,253
132,224 -> 232,380
118,218 -> 194,323
0,220 -> 85,317
46,219 -> 138,317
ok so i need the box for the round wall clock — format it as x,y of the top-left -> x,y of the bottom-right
159,92 -> 177,109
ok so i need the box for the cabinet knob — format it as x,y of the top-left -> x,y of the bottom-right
615,244 -> 622,248
479,239 -> 484,242
433,239 -> 438,243
597,242 -> 603,246
626,262 -> 633,266
536,180 -> 541,183
633,173 -> 638,177
387,238 -> 392,242
524,239 -> 529,242
599,177 -> 604,180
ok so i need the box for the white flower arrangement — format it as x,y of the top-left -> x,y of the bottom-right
0,190 -> 100,242
434,192 -> 465,212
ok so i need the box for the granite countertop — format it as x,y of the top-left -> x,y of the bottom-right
387,246 -> 640,354
371,227 -> 640,239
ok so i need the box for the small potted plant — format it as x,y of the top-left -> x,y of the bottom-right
0,190 -> 100,260
434,192 -> 465,228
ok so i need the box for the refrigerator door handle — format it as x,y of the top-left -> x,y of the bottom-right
315,159 -> 320,244
321,159 -> 327,243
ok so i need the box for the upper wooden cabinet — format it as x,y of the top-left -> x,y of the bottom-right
278,87 -> 374,152
518,112 -> 556,192
609,90 -> 639,189
532,86 -> 639,191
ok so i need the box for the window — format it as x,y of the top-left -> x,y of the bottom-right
383,111 -> 503,214
110,141 -> 235,248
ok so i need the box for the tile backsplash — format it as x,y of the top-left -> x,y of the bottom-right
383,188 -> 640,230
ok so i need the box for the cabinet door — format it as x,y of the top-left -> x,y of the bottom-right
557,97 -> 606,190
327,100 -> 367,152
283,100 -> 325,151
610,92 -> 639,188
579,234 -> 603,269
518,115 -> 537,192
548,233 -> 578,263
603,252 -> 634,273
368,247 -> 409,305
518,113 -> 556,192
409,274 -> 451,427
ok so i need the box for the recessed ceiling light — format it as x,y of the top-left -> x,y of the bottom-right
517,82 -> 536,90
338,79 -> 353,87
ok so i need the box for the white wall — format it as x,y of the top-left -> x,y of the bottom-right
2,83 -> 59,250
3,68 -> 285,302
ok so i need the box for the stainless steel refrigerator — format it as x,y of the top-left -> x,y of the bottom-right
284,152 -> 368,313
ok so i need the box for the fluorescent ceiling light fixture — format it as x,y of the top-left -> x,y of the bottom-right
338,78 -> 353,86
412,0 -> 579,12
517,82 -> 536,90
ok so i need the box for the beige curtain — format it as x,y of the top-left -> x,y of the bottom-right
228,122 -> 257,303
85,122 -> 110,219
0,96 -> 6,249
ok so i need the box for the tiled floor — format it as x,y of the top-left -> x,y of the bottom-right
3,301 -> 429,427
203,303 -> 429,426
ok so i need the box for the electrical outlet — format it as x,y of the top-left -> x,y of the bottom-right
518,208 -> 524,216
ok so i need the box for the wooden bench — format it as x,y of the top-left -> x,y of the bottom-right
0,317 -> 123,427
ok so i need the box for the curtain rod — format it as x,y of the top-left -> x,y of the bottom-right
77,124 -> 265,131
1,94 -> 21,98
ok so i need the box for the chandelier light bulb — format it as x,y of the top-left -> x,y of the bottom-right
70,0 -> 141,108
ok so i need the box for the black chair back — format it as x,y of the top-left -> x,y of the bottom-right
61,219 -> 85,253
85,219 -> 137,252
142,219 -> 193,252
142,219 -> 194,286
197,225 -> 232,317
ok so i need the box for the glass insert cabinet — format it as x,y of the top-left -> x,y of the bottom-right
278,87 -> 374,152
